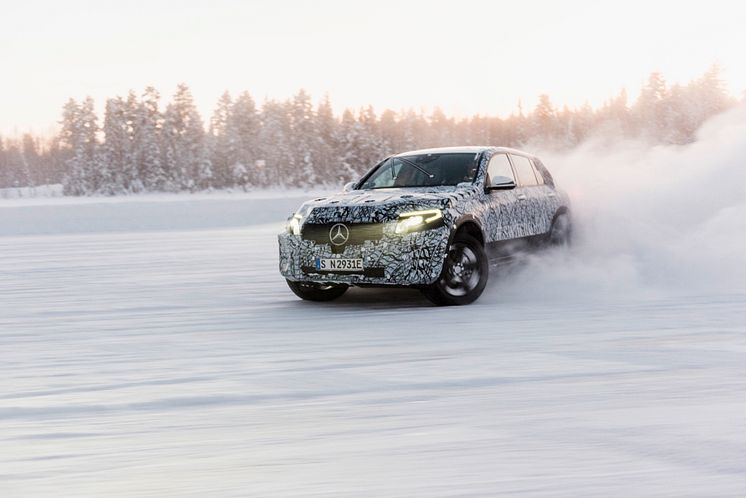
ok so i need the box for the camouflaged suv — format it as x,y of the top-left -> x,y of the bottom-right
279,146 -> 571,305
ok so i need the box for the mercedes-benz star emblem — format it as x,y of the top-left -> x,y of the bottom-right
329,223 -> 350,246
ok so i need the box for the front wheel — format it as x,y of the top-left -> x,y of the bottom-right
286,280 -> 348,302
422,233 -> 488,306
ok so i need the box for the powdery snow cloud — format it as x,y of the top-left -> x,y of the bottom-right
489,104 -> 746,302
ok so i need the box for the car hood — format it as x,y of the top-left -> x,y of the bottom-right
299,186 -> 478,224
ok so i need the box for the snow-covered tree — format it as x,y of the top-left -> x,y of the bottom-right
13,68 -> 742,195
337,107 -> 385,181
0,137 -> 31,189
60,97 -> 101,195
208,91 -> 235,188
136,87 -> 165,190
633,72 -> 669,142
0,137 -> 7,187
101,96 -> 130,194
162,84 -> 211,191
312,94 -> 339,184
289,89 -> 317,187
229,91 -> 261,188
532,94 -> 557,145
428,107 -> 455,146
356,106 -> 385,171
257,99 -> 294,186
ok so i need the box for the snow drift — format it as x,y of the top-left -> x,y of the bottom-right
491,104 -> 746,302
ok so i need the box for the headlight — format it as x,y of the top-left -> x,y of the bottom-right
286,213 -> 303,235
395,209 -> 443,234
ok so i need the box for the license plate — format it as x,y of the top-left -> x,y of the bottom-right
315,258 -> 364,272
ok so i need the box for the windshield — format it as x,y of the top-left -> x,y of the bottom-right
359,153 -> 478,189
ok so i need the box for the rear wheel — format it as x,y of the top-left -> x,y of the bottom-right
548,212 -> 572,246
422,233 -> 488,306
286,280 -> 348,302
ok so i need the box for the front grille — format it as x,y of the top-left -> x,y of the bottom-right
301,223 -> 385,246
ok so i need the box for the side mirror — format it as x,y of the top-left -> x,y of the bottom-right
343,181 -> 356,192
488,175 -> 516,190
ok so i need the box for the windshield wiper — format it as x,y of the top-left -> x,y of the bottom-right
397,156 -> 434,178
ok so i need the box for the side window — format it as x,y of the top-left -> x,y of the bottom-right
487,154 -> 515,185
510,154 -> 538,187
532,157 -> 555,187
530,159 -> 545,185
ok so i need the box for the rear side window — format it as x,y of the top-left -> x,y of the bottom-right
530,159 -> 545,185
510,154 -> 538,187
532,157 -> 555,187
487,154 -> 515,185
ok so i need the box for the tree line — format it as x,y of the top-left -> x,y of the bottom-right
0,66 -> 738,195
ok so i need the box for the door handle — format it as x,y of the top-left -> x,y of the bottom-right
517,194 -> 527,201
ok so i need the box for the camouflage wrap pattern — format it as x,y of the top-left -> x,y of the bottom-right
278,224 -> 450,285
278,147 -> 569,286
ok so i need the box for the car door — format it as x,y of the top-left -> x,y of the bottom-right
484,152 -> 525,241
508,153 -> 545,236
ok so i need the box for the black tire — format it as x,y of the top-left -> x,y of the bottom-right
422,233 -> 488,306
548,212 -> 572,246
286,280 -> 348,302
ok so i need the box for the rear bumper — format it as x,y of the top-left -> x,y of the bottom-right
278,225 -> 450,286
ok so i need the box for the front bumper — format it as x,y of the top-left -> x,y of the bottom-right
278,225 -> 450,286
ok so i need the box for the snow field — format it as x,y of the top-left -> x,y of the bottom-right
2,107 -> 746,495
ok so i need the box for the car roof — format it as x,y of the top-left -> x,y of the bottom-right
396,146 -> 535,157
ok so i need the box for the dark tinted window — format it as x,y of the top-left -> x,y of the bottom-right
510,154 -> 538,186
361,153 -> 478,189
532,158 -> 555,187
487,154 -> 515,185
530,159 -> 545,185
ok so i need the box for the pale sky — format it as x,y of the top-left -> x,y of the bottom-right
2,0 -> 745,136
